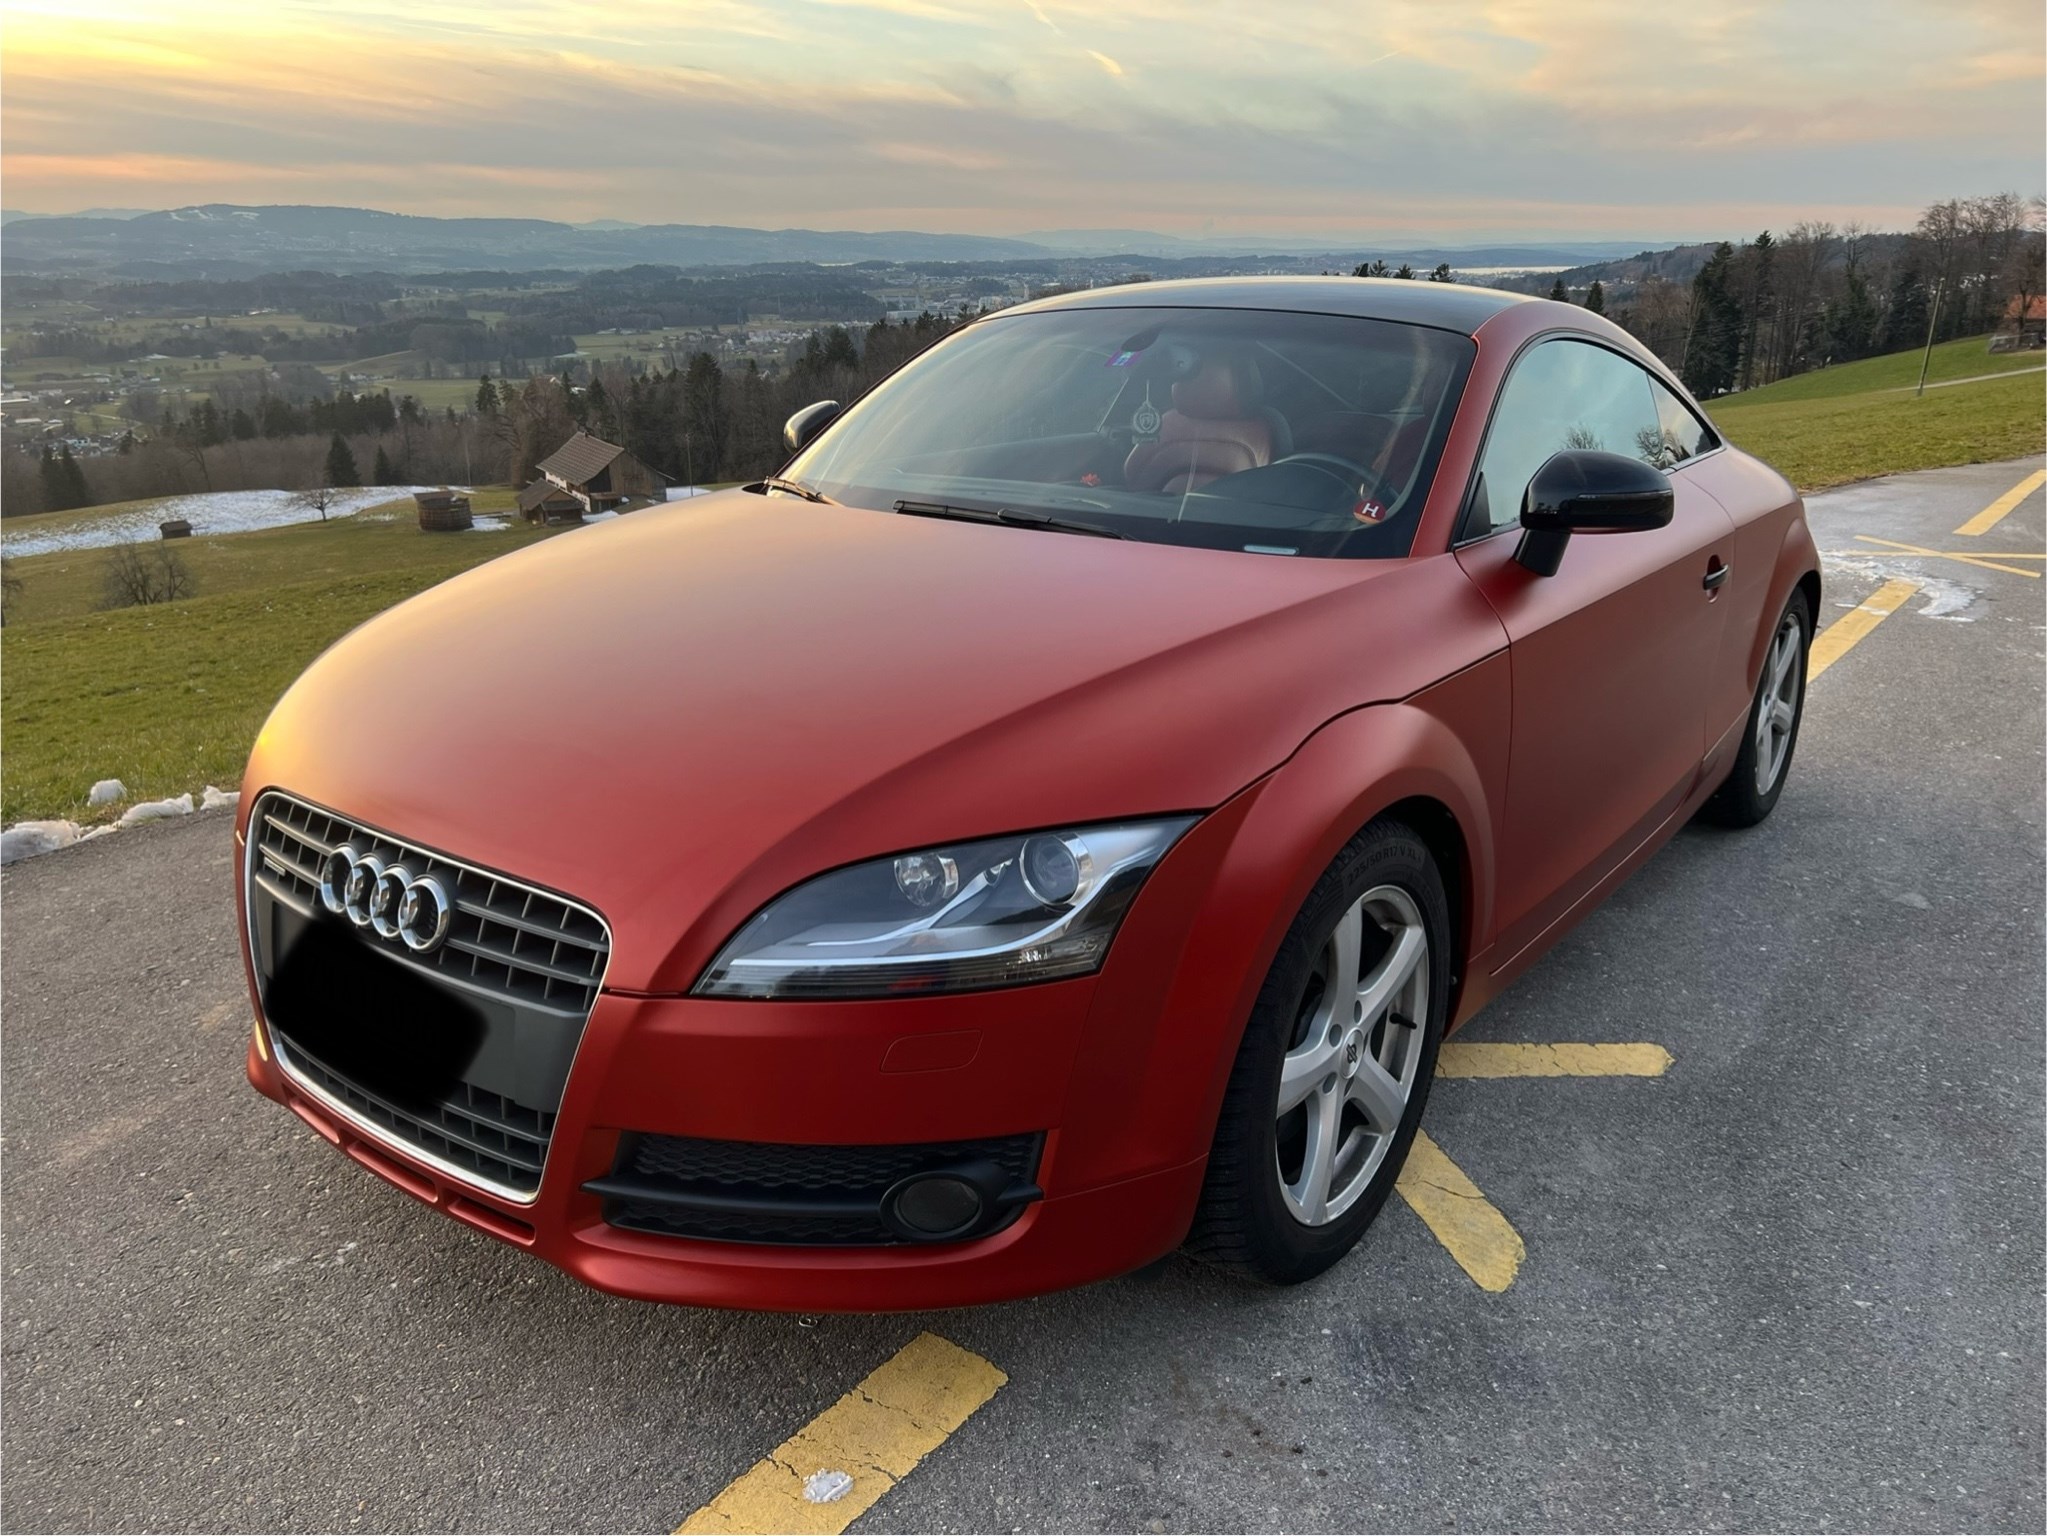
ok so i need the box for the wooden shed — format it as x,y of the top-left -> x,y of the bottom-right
413,488 -> 474,532
158,519 -> 192,539
519,429 -> 669,523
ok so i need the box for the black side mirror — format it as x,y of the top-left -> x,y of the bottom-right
783,400 -> 841,456
1515,449 -> 1674,576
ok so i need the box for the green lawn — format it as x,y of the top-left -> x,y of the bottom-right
1709,368 -> 2045,492
1,496 -> 564,822
1723,334 -> 2042,407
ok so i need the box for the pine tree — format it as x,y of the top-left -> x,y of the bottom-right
1392,263 -> 1415,280
373,445 -> 401,485
1879,265 -> 1930,353
475,374 -> 501,416
1549,277 -> 1570,302
38,446 -> 72,512
325,431 -> 360,488
1429,263 -> 1453,282
58,445 -> 89,508
1351,262 -> 1374,278
1585,280 -> 1606,316
1681,243 -> 1743,396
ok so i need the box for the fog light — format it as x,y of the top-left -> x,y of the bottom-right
883,1173 -> 986,1240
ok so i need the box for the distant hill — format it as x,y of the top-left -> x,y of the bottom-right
0,204 -> 1057,277
0,202 -> 1669,279
1,207 -> 152,225
1489,234 -> 1918,296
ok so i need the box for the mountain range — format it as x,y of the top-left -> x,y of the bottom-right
0,203 -> 1652,278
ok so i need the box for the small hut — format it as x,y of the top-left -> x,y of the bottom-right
158,519 -> 192,539
517,479 -> 586,523
413,488 -> 474,532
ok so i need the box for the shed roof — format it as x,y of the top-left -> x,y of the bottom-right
536,429 -> 626,486
518,478 -> 575,512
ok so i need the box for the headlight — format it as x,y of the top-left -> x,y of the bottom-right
694,818 -> 1197,999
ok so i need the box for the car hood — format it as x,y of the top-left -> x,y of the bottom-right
247,491 -> 1481,990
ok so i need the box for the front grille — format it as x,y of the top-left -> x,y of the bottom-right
247,790 -> 611,1201
289,1045 -> 554,1193
251,792 -> 608,1014
593,1132 -> 1044,1246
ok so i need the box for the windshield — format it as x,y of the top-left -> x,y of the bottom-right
783,305 -> 1475,558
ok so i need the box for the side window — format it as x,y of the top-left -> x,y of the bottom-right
1467,339 -> 1664,536
1648,376 -> 1720,466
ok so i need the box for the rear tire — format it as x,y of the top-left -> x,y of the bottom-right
1703,587 -> 1811,828
1184,818 -> 1451,1284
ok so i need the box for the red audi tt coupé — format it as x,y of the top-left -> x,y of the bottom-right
238,278 -> 1819,1309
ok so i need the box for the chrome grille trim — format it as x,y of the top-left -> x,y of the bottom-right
244,789 -> 613,1205
251,792 -> 610,1014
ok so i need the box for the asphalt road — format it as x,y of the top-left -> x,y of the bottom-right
5,458 -> 2042,1534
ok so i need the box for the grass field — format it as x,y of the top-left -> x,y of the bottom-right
1715,334 -> 2042,407
1710,359 -> 2044,491
1,489 -> 526,624
1,496 -> 565,823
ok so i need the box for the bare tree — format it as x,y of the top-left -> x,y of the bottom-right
100,542 -> 195,610
293,484 -> 340,522
1,556 -> 22,626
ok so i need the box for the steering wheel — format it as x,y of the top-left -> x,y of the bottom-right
1273,451 -> 1379,487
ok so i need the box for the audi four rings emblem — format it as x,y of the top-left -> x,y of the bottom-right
318,844 -> 454,953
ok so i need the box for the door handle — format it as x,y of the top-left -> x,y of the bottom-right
1703,557 -> 1731,592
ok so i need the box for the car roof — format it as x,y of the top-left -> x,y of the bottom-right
998,275 -> 1536,336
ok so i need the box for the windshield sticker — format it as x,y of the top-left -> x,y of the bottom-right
1131,384 -> 1161,438
1107,349 -> 1144,367
1353,498 -> 1389,524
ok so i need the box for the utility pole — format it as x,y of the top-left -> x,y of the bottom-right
1915,277 -> 1945,397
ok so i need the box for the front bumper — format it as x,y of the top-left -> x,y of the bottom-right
240,790 -> 1262,1310
246,980 -> 1210,1309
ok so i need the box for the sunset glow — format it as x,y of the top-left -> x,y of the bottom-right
2,0 -> 2041,238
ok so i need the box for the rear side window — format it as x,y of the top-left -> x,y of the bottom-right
1465,338 -> 1677,537
1648,376 -> 1720,466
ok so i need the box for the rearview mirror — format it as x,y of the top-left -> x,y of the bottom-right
783,400 -> 841,456
1515,449 -> 1674,576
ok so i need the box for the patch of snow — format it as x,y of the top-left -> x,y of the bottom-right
665,485 -> 715,501
802,1471 -> 855,1505
468,515 -> 512,533
87,777 -> 128,807
119,792 -> 194,826
200,785 -> 239,810
2,486 -> 458,557
1,820 -> 80,865
1819,552 -> 1979,621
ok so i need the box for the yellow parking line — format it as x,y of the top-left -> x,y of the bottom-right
1807,578 -> 1919,681
1395,1129 -> 1524,1293
1853,534 -> 2042,579
1438,1041 -> 1673,1078
678,1333 -> 1006,1535
1954,467 -> 2046,536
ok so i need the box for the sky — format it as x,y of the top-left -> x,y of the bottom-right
2,0 -> 2042,243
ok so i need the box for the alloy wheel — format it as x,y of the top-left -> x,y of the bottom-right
1274,884 -> 1429,1227
1754,611 -> 1803,796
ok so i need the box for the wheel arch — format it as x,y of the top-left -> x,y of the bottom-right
1067,658 -> 1511,1195
1376,793 -> 1473,1022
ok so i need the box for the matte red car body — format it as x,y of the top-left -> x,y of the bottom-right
238,279 -> 1819,1309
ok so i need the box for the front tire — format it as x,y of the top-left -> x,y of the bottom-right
1185,818 -> 1451,1284
1703,587 -> 1811,828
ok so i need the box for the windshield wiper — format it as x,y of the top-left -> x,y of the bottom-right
893,498 -> 1124,539
749,475 -> 832,503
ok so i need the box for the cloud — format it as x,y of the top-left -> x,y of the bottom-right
0,0 -> 2039,239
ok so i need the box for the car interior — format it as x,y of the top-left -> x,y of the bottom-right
793,308 -> 1475,558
